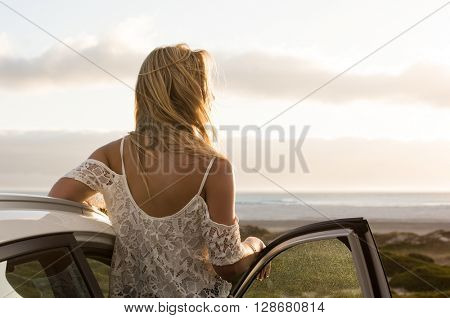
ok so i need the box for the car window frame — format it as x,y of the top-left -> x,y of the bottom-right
74,231 -> 115,298
0,233 -> 104,297
73,231 -> 115,258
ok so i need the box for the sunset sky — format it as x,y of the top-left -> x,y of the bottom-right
1,0 -> 450,192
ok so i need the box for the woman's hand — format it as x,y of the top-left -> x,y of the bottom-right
257,261 -> 271,281
243,236 -> 264,252
243,237 -> 272,281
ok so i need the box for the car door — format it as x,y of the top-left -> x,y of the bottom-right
73,232 -> 115,297
230,218 -> 391,298
0,233 -> 103,297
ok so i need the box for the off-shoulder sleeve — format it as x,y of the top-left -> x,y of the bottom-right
201,214 -> 247,266
63,159 -> 115,193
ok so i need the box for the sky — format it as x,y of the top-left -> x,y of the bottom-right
1,0 -> 450,192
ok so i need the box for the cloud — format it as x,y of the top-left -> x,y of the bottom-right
2,130 -> 450,192
0,130 -> 125,191
0,17 -> 155,89
0,18 -> 449,107
217,52 -> 450,107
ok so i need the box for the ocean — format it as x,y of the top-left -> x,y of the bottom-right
3,191 -> 450,223
235,192 -> 450,222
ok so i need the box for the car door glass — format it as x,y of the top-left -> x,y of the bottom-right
243,239 -> 363,298
2,247 -> 90,298
84,255 -> 111,297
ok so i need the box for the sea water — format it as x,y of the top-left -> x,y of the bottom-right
3,190 -> 450,223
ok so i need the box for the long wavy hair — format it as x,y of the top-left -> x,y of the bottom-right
129,43 -> 221,161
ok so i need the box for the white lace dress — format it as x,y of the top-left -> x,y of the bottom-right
63,138 -> 247,298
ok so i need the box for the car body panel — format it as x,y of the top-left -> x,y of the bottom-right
0,194 -> 114,245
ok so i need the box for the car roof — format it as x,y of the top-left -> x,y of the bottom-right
0,193 -> 114,245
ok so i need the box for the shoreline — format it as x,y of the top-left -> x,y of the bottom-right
239,219 -> 450,234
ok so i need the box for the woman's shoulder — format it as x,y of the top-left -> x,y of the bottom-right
87,137 -> 125,174
209,157 -> 233,177
202,156 -> 236,225
204,157 -> 234,198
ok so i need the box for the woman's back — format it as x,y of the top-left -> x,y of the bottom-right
63,136 -> 246,297
103,135 -> 214,218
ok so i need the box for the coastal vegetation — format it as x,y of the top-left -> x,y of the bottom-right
241,226 -> 450,298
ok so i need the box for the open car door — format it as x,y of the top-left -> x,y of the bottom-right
230,218 -> 391,298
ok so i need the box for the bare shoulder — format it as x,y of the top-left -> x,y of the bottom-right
207,157 -> 234,184
88,137 -> 124,172
204,157 -> 236,225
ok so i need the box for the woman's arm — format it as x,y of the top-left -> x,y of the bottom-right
212,236 -> 267,284
204,158 -> 268,283
48,177 -> 96,203
48,147 -> 108,203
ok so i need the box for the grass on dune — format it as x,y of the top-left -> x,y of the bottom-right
243,239 -> 362,298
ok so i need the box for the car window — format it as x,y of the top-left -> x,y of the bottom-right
84,255 -> 111,297
2,247 -> 90,298
243,238 -> 363,298
80,246 -> 112,298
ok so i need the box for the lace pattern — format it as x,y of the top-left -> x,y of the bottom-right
63,153 -> 246,298
201,215 -> 246,266
63,159 -> 115,192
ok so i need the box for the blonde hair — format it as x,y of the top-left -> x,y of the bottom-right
129,43 -> 221,160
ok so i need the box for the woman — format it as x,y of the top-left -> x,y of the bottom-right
48,43 -> 270,297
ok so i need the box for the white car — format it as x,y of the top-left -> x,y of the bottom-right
0,193 -> 391,298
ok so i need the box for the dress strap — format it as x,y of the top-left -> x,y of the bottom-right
197,157 -> 216,195
120,136 -> 125,175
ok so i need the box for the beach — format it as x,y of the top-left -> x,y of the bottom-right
240,219 -> 450,234
235,192 -> 450,234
